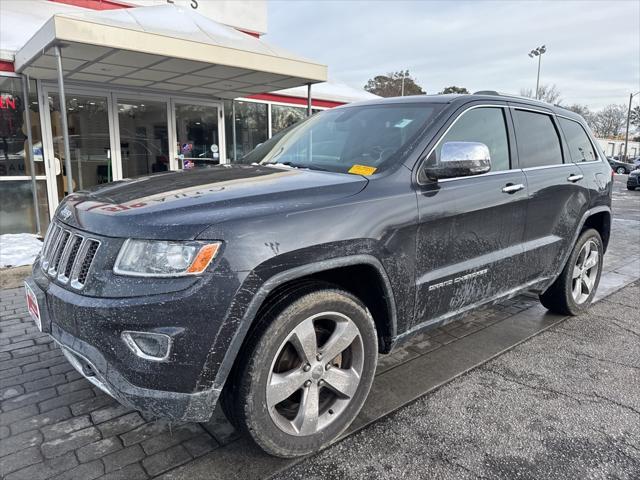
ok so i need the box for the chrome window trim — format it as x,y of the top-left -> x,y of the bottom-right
416,103 -> 511,186
438,169 -> 515,183
521,163 -> 574,172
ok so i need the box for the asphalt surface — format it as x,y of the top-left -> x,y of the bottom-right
272,281 -> 640,480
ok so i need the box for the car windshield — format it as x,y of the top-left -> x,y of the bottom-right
240,103 -> 441,174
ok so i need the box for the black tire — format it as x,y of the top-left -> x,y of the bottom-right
539,228 -> 603,315
616,167 -> 627,174
628,186 -> 636,191
222,283 -> 377,457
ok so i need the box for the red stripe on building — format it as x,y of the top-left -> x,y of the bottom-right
48,0 -> 132,10
247,93 -> 344,109
0,61 -> 15,72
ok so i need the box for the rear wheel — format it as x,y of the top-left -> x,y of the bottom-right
616,166 -> 627,174
223,285 -> 377,457
539,229 -> 603,315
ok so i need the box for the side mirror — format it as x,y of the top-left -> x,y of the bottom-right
424,141 -> 491,181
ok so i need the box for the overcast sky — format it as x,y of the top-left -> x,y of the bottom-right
267,0 -> 640,110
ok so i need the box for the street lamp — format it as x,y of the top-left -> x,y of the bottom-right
528,45 -> 547,100
623,90 -> 640,161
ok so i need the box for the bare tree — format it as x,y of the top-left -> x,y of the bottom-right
564,104 -> 597,130
630,105 -> 640,128
439,86 -> 469,94
519,84 -> 562,104
591,104 -> 627,138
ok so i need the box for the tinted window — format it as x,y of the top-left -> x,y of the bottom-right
243,104 -> 440,174
428,107 -> 510,172
558,117 -> 597,162
513,110 -> 563,168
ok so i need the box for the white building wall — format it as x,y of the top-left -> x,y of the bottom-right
596,138 -> 640,158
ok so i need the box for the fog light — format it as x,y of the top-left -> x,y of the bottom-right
122,331 -> 171,361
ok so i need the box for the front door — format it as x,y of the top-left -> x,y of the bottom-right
173,101 -> 224,169
413,105 -> 529,328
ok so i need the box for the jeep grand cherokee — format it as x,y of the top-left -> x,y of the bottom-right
25,93 -> 612,457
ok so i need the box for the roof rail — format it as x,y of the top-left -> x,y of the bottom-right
473,90 -> 501,96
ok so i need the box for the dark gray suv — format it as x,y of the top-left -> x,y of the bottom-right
25,93 -> 612,457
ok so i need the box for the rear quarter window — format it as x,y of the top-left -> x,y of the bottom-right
513,109 -> 563,168
558,117 -> 598,162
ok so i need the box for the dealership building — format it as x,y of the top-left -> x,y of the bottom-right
0,0 -> 377,235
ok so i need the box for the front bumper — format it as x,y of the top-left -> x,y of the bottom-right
627,175 -> 639,188
25,267 -> 232,422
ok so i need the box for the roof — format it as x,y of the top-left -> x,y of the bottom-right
13,3 -> 327,99
271,80 -> 379,104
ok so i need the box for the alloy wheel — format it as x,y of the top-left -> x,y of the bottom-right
571,239 -> 599,304
266,311 -> 364,436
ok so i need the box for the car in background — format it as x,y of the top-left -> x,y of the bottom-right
607,157 -> 635,174
627,168 -> 640,190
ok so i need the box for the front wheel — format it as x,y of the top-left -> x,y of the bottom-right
616,167 -> 627,174
539,228 -> 603,315
223,285 -> 378,457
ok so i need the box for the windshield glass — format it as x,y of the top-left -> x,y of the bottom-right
240,103 -> 441,174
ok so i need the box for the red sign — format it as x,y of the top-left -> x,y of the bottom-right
0,96 -> 17,110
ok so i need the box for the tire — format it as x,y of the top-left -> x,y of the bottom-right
222,284 -> 378,457
539,228 -> 603,315
628,186 -> 636,191
616,167 -> 626,174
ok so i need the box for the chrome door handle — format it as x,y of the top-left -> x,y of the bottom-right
567,174 -> 584,182
502,183 -> 525,194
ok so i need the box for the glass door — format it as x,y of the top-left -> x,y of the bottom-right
115,97 -> 170,177
45,89 -> 115,202
173,101 -> 224,169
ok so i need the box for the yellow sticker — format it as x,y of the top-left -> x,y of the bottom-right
348,164 -> 377,176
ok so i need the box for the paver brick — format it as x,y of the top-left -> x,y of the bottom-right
41,426 -> 101,458
1,367 -> 50,388
0,353 -> 39,371
77,436 -> 123,463
1,385 -> 24,400
0,446 -> 42,475
4,451 -> 78,480
23,373 -> 68,392
182,433 -> 219,458
97,462 -> 148,480
102,444 -> 146,473
142,444 -> 192,476
1,387 -> 57,412
9,406 -> 71,435
0,425 -> 9,439
97,412 -> 145,437
57,377 -> 92,394
56,459 -> 104,480
139,423 -> 203,455
71,394 -> 116,416
41,415 -> 91,440
0,404 -> 39,426
0,339 -> 34,353
11,343 -> 50,358
38,387 -> 95,413
90,403 -> 134,424
0,429 -> 43,457
22,355 -> 68,372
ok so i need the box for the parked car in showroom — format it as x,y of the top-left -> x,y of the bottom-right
627,168 -> 640,190
607,157 -> 635,174
25,93 -> 612,458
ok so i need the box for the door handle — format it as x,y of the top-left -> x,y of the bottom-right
567,174 -> 584,183
502,183 -> 525,194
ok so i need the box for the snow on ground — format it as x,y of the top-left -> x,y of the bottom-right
0,233 -> 43,268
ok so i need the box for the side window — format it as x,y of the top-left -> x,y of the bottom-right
558,117 -> 598,162
428,107 -> 510,172
513,110 -> 563,168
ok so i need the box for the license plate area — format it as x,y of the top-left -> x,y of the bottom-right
24,279 -> 50,333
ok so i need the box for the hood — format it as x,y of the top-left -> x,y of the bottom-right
56,164 -> 368,240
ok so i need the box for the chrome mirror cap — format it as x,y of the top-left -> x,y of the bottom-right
425,141 -> 492,181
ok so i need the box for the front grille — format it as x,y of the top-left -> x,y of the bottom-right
41,223 -> 100,290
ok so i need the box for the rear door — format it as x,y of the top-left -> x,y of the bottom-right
413,104 -> 529,328
510,105 -> 590,282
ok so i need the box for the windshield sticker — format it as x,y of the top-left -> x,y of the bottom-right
394,119 -> 413,128
349,164 -> 377,176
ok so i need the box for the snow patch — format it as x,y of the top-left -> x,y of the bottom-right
0,234 -> 43,268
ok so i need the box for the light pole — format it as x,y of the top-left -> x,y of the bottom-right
623,91 -> 639,161
528,45 -> 547,100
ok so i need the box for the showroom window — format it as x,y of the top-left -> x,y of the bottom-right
225,100 -> 268,162
0,75 -> 49,234
271,104 -> 306,134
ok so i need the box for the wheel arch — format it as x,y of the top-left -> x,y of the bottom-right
211,255 -> 398,392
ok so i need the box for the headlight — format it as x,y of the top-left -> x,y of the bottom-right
114,239 -> 221,277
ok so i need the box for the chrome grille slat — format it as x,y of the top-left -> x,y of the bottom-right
40,221 -> 100,290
